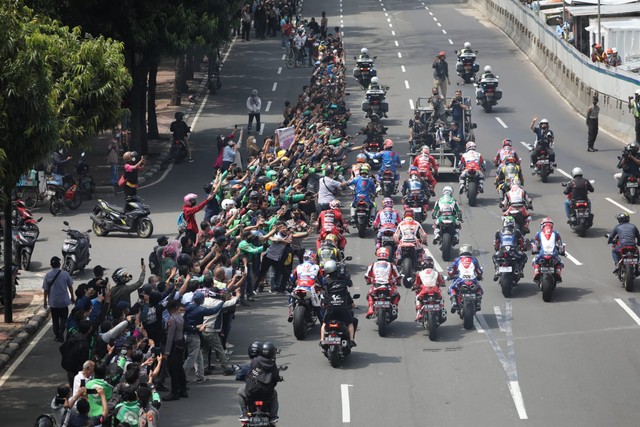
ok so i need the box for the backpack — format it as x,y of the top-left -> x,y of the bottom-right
148,247 -> 160,275
114,402 -> 140,427
177,212 -> 187,234
244,365 -> 275,399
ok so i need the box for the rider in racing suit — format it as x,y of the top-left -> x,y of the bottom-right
500,179 -> 533,234
447,244 -> 484,312
372,198 -> 401,249
432,186 -> 463,245
493,138 -> 521,167
288,250 -> 324,322
412,257 -> 447,323
316,199 -> 348,250
495,156 -> 524,194
531,217 -> 565,283
492,215 -> 528,280
401,169 -> 431,216
317,233 -> 341,267
369,139 -> 402,189
364,247 -> 401,319
394,210 -> 428,264
458,141 -> 485,194
412,146 -> 438,192
342,165 -> 377,225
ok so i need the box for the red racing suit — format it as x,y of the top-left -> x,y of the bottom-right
493,146 -> 521,167
412,268 -> 446,320
412,154 -> 438,189
394,219 -> 428,262
501,186 -> 532,233
316,208 -> 347,250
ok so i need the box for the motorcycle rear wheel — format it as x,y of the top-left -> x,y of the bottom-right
624,265 -> 635,292
427,311 -> 439,341
377,309 -> 388,337
483,103 -> 493,113
462,301 -> 475,330
441,232 -> 453,261
357,222 -> 366,238
402,257 -> 413,288
292,305 -> 307,340
500,273 -> 513,298
541,274 -> 555,302
136,218 -> 154,238
576,221 -> 588,237
68,193 -> 82,210
540,168 -> 549,183
328,346 -> 340,368
467,181 -> 478,207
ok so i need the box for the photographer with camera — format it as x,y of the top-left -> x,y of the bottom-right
109,263 -> 146,312
617,141 -> 640,193
629,89 -> 640,142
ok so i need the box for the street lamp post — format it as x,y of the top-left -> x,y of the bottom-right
597,0 -> 601,46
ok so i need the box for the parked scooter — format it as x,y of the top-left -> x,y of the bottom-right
11,226 -> 36,271
46,175 -> 81,216
61,221 -> 91,275
90,196 -> 154,238
12,199 -> 42,240
75,152 -> 95,201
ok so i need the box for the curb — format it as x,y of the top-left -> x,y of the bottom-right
0,306 -> 49,373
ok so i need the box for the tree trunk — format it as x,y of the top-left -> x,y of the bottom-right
129,49 -> 150,154
4,190 -> 13,323
178,54 -> 189,93
185,53 -> 194,80
147,52 -> 160,140
169,56 -> 182,107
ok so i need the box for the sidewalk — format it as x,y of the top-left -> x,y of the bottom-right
0,58 -> 209,375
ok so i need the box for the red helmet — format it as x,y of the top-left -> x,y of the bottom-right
383,197 -> 393,209
404,209 -> 414,219
376,247 -> 390,260
383,139 -> 394,150
502,138 -> 512,147
540,217 -> 554,229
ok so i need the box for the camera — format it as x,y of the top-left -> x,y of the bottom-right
151,347 -> 162,356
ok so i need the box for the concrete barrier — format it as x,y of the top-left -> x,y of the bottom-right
468,0 -> 639,141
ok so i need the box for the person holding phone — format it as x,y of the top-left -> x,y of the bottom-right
72,361 -> 95,396
432,51 -> 451,99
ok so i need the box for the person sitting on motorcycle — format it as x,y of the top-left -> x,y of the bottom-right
364,247 -> 401,319
358,116 -> 386,152
358,47 -> 371,60
402,168 -> 431,212
412,146 -> 438,191
530,117 -> 556,168
608,212 -> 640,274
412,257 -> 447,323
480,65 -> 497,81
531,218 -> 565,283
342,165 -> 377,225
170,112 -> 192,162
493,138 -> 521,167
368,139 -> 402,188
500,178 -> 533,234
320,260 -> 358,347
492,215 -> 528,280
447,244 -> 484,312
351,154 -> 368,178
563,167 -> 594,221
432,186 -> 463,245
494,155 -> 523,194
394,209 -> 429,264
459,41 -> 474,55
317,233 -> 341,267
373,198 -> 401,249
617,141 -> 640,193
366,77 -> 388,118
317,200 -> 348,250
458,141 -> 485,194
238,342 -> 281,423
288,250 -> 324,322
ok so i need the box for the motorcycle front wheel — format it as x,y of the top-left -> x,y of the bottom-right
20,249 -> 32,271
49,197 -> 62,216
136,218 -> 154,238
63,258 -> 76,275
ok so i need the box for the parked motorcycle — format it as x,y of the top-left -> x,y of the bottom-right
454,280 -> 480,330
90,196 -> 153,238
369,282 -> 396,337
0,265 -> 19,306
46,176 -> 81,216
475,77 -> 502,113
290,278 -> 320,340
11,226 -> 36,271
455,50 -> 479,83
434,213 -> 459,261
354,196 -> 372,238
397,242 -> 418,288
362,88 -> 388,119
75,152 -> 95,201
417,289 -> 444,341
352,56 -> 377,89
61,221 -> 91,275
170,139 -> 187,164
320,294 -> 360,368
12,199 -> 42,240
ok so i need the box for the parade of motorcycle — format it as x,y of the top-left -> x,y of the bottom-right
1,0 -> 640,425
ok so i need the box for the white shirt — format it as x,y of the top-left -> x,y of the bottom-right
72,371 -> 92,396
246,95 -> 262,114
317,176 -> 341,205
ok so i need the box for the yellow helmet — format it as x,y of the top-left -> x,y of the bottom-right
325,234 -> 338,245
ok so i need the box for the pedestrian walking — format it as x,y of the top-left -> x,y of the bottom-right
107,139 -> 119,186
241,4 -> 252,41
586,96 -> 600,152
432,51 -> 451,99
43,256 -> 75,342
247,90 -> 262,132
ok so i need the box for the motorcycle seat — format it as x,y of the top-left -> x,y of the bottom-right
102,200 -> 126,214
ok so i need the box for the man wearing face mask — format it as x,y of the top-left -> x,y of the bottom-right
110,266 -> 146,311
52,147 -> 73,178
182,192 -> 215,244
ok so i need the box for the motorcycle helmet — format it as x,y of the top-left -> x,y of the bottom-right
629,141 -> 640,152
376,247 -> 390,260
464,42 -> 471,49
607,48 -> 613,55
635,89 -> 640,96
442,186 -> 453,196
183,193 -> 197,204
261,342 -> 277,359
484,65 -> 492,73
540,217 -> 554,229
221,199 -> 236,211
571,167 -> 583,178
459,244 -> 473,255
404,209 -> 414,219
329,200 -> 341,210
503,138 -> 512,147
383,139 -> 394,150
175,112 -> 185,120
361,47 -> 369,55
324,259 -> 338,274
617,212 -> 631,223
383,197 -> 393,209
613,47 -> 618,54
360,165 -> 371,176
325,233 -> 338,246
112,268 -> 131,285
303,249 -> 316,262
248,341 -> 263,359
409,166 -> 419,176
129,151 -> 140,163
465,141 -> 476,151
422,256 -> 434,269
502,215 -> 515,228
539,118 -> 549,126
421,146 -> 430,155
356,153 -> 367,163
371,76 -> 379,85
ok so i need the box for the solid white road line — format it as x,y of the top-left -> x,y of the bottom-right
341,384 -> 352,422
615,298 -> 640,325
272,82 -> 277,92
495,117 -> 508,128
409,99 -> 415,110
425,249 -> 444,272
277,67 -> 282,74
0,323 -> 51,388
404,80 -> 410,89
605,197 -> 635,214
508,381 -> 529,420
401,65 -> 406,73
397,52 -> 402,58
448,38 -> 453,45
556,168 -> 572,180
565,251 -> 583,266
394,40 -> 399,47
265,101 -> 272,112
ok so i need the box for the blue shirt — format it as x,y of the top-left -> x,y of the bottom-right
348,176 -> 376,203
223,145 -> 237,163
43,268 -> 73,309
371,150 -> 401,172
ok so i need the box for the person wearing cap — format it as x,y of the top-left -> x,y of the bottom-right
433,51 -> 451,99
43,256 -> 75,342
246,89 -> 262,132
221,128 -> 244,173
586,95 -> 600,152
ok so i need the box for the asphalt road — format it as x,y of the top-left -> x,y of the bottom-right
2,0 -> 640,426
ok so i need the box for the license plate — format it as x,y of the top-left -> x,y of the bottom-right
249,416 -> 271,427
374,301 -> 391,308
628,182 -> 639,188
576,211 -> 589,218
462,294 -> 476,301
412,207 -> 422,213
539,267 -> 554,273
623,258 -> 638,265
382,235 -> 394,242
324,336 -> 341,344
498,266 -> 512,273
425,304 -> 439,310
538,159 -> 549,164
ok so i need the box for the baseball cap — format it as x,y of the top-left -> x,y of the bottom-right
192,291 -> 205,304
140,283 -> 153,296
93,265 -> 105,276
156,235 -> 169,245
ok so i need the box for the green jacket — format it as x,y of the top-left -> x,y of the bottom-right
86,378 -> 112,416
238,240 -> 265,260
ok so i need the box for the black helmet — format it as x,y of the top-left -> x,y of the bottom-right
248,341 -> 263,359
617,212 -> 630,223
421,256 -> 434,269
112,268 -> 130,285
261,341 -> 277,359
175,112 -> 184,120
129,151 -> 140,163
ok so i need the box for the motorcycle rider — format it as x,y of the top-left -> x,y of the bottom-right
366,77 -> 388,118
170,112 -> 192,162
316,200 -> 348,251
563,167 -> 594,221
493,138 -> 521,167
532,218 -> 565,283
607,213 -> 640,274
401,168 -> 431,214
492,215 -> 528,280
412,257 -> 447,323
394,210 -> 429,264
372,198 -> 401,249
368,139 -> 402,190
412,146 -> 438,192
459,41 -> 474,55
480,65 -> 496,80
288,250 -> 324,322
448,244 -> 484,312
494,155 -> 523,194
432,186 -> 463,244
500,178 -> 533,234
530,117 -> 556,168
238,342 -> 281,423
458,141 -> 485,194
617,141 -> 640,193
351,154 -> 368,178
358,47 -> 371,60
364,247 -> 401,320
342,164 -> 377,225
317,233 -> 341,266
320,260 -> 358,347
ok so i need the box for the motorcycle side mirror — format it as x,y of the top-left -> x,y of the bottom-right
454,50 -> 458,54
604,234 -> 610,238
373,56 -> 377,59
345,256 -> 353,261
471,123 -> 478,129
86,229 -> 92,233
63,221 -> 69,226
352,294 -> 360,299
37,217 -> 43,222
561,182 -> 568,187
353,56 -> 357,60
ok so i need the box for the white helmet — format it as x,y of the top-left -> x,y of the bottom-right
571,167 -> 583,178
324,259 -> 338,274
612,47 -> 618,53
371,76 -> 379,84
635,89 -> 640,96
539,118 -> 549,125
221,199 -> 236,211
361,47 -> 368,55
465,141 -> 476,151
442,186 -> 453,196
464,42 -> 471,48
484,65 -> 492,73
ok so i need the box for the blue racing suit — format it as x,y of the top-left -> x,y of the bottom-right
370,150 -> 402,182
348,175 -> 377,222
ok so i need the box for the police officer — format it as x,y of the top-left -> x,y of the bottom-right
319,260 -> 358,348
